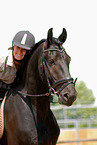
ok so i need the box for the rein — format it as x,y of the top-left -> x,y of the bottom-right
13,43 -> 77,101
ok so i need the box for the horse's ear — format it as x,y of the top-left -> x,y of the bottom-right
47,28 -> 53,48
58,28 -> 67,44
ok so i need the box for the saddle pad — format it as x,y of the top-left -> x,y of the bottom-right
0,96 -> 6,138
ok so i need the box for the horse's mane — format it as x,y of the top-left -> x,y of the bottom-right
12,39 -> 45,86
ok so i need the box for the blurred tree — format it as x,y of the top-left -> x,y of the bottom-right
74,81 -> 95,105
51,81 -> 97,128
66,81 -> 97,121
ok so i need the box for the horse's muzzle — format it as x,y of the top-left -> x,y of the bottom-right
58,87 -> 77,106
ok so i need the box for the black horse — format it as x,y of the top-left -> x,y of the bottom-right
0,28 -> 77,145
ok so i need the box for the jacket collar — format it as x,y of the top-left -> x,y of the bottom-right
7,50 -> 15,67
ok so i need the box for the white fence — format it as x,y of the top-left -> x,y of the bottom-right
51,104 -> 97,129
51,104 -> 97,145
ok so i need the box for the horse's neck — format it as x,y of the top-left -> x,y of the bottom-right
24,44 -> 50,120
27,70 -> 50,121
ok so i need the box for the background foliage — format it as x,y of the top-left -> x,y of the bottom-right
74,81 -> 95,105
51,81 -> 97,128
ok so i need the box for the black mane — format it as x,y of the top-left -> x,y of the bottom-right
12,39 -> 45,86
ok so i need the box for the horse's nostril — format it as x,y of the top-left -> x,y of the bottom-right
64,93 -> 68,101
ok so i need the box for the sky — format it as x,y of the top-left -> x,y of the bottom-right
0,0 -> 97,104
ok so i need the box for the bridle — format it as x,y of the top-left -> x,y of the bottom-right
13,43 -> 77,101
41,44 -> 77,98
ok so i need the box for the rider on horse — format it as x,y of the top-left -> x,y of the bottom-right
0,31 -> 35,101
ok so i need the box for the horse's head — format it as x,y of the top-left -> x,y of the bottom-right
39,28 -> 77,106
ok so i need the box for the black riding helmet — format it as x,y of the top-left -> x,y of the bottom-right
12,30 -> 35,63
12,30 -> 35,50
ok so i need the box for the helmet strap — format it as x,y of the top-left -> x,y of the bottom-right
13,55 -> 23,63
12,42 -> 23,63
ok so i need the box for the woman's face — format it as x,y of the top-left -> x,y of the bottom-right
13,46 -> 27,60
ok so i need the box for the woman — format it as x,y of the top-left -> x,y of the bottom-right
0,30 -> 35,100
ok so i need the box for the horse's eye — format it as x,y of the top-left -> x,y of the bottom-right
49,59 -> 55,65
